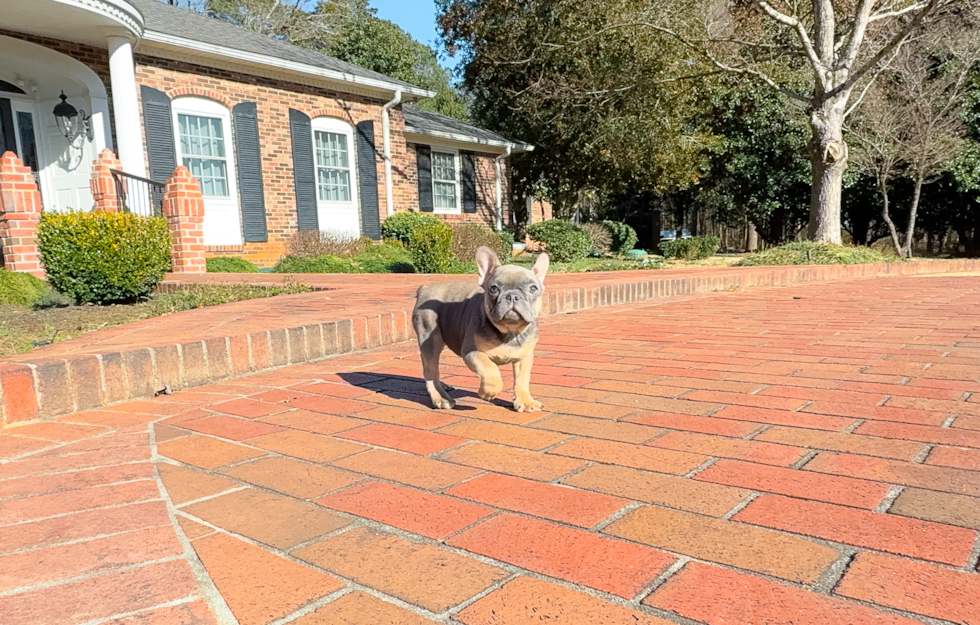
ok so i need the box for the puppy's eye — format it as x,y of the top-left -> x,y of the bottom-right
489,286 -> 499,295
529,285 -> 538,293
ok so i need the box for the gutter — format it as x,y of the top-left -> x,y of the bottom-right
382,89 -> 403,218
494,145 -> 512,231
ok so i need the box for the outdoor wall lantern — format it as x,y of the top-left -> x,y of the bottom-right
53,91 -> 93,143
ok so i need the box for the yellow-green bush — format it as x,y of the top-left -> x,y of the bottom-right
409,221 -> 455,273
37,211 -> 172,304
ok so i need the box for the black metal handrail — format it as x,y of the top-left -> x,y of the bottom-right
111,169 -> 165,217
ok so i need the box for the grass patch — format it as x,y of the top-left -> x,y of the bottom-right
0,282 -> 310,356
736,242 -> 899,266
509,256 -> 664,273
0,270 -> 50,307
207,257 -> 260,273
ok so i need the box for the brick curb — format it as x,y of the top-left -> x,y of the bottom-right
2,259 -> 978,425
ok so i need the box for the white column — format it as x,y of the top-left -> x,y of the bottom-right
107,37 -> 146,176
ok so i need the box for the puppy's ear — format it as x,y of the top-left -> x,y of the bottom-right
476,246 -> 501,286
532,253 -> 550,283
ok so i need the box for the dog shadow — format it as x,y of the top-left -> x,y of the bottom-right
337,372 -> 513,411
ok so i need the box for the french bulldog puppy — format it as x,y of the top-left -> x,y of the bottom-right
412,246 -> 549,412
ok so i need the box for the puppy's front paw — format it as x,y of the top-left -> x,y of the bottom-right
431,396 -> 456,410
478,379 -> 503,402
513,396 -> 543,413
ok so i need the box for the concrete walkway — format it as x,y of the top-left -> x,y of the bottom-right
1,273 -> 979,624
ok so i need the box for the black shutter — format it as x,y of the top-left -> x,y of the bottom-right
356,120 -> 381,240
461,151 -> 477,214
289,109 -> 318,231
140,86 -> 176,182
232,102 -> 268,242
0,99 -> 14,156
416,145 -> 433,212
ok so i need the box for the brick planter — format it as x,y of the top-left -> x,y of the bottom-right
2,259 -> 979,425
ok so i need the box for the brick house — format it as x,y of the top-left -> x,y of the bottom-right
0,0 -> 533,267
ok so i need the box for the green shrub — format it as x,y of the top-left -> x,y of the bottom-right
736,242 -> 899,266
381,212 -> 442,245
497,229 -> 515,257
206,257 -> 259,273
409,221 -> 455,273
527,220 -> 591,262
37,211 -> 172,304
273,242 -> 415,273
0,270 -> 49,307
356,242 -> 416,273
659,236 -> 721,260
601,221 -> 639,254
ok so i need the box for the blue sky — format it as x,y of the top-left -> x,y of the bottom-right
369,0 -> 461,69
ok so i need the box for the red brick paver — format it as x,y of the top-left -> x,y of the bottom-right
2,271 -> 979,624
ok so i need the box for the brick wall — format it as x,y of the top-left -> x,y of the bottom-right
403,142 -> 512,228
135,57 -> 406,266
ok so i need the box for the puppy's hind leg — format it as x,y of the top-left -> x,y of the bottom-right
418,330 -> 454,410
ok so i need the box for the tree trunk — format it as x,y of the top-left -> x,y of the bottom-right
807,100 -> 847,244
747,222 -> 759,252
902,172 -> 925,258
650,209 -> 662,251
879,181 -> 903,255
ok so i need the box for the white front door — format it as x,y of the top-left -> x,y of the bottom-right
10,96 -> 95,211
312,117 -> 360,239
172,98 -> 242,246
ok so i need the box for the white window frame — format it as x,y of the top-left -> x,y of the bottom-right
171,97 -> 242,246
311,117 -> 361,238
430,148 -> 461,215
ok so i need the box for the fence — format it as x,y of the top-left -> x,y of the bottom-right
111,169 -> 164,217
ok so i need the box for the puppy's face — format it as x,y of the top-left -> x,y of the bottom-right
476,246 -> 549,333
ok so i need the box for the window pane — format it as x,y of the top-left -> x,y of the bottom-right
183,157 -> 228,197
432,152 -> 456,183
434,181 -> 457,210
178,112 -> 229,197
317,167 -> 350,202
315,131 -> 349,170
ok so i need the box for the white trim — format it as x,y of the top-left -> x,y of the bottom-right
171,96 -> 242,246
51,0 -> 144,39
404,129 -> 533,154
431,149 -> 461,215
311,116 -> 360,238
140,31 -> 434,100
494,145 -> 510,231
107,37 -> 145,175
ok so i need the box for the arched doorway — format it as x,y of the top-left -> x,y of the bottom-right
0,35 -> 111,212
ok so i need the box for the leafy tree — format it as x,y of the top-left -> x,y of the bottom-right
694,81 -> 811,245
329,4 -> 466,118
438,0 -> 715,222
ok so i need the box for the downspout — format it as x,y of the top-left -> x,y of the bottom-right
494,145 -> 512,231
381,89 -> 402,218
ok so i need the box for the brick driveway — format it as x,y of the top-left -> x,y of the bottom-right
2,273 -> 979,624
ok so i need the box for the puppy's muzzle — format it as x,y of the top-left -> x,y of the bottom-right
495,291 -> 533,323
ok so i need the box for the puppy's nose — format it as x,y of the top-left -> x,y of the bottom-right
504,292 -> 524,304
